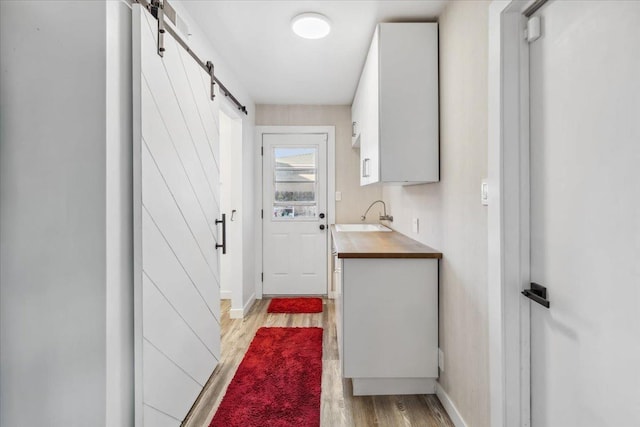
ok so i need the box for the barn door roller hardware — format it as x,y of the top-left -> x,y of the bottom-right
206,61 -> 216,101
138,0 -> 248,114
154,0 -> 165,56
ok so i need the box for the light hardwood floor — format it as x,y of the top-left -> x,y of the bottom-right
182,299 -> 454,427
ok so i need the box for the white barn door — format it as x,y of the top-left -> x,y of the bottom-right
133,6 -> 222,426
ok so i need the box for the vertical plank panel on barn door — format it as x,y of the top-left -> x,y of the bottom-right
133,5 -> 222,425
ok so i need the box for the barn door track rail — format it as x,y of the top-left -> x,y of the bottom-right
136,0 -> 248,115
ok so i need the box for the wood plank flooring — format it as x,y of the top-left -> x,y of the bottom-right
182,299 -> 454,427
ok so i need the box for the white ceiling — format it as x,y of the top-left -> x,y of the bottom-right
182,1 -> 448,105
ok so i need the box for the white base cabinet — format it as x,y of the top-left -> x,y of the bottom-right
336,258 -> 439,395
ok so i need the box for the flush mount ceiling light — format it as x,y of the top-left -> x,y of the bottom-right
291,13 -> 331,39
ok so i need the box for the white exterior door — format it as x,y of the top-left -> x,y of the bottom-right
262,133 -> 328,295
528,1 -> 640,426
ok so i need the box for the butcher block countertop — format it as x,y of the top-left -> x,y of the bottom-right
331,225 -> 443,259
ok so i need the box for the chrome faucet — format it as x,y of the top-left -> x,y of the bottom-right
361,200 -> 393,222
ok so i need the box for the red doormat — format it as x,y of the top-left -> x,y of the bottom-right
267,297 -> 323,313
209,327 -> 323,427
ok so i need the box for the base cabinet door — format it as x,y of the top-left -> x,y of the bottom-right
342,258 -> 438,384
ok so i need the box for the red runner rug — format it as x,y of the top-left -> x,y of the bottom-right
267,297 -> 323,313
209,327 -> 323,427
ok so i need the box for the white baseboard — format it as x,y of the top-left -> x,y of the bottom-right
220,290 -> 232,300
436,382 -> 468,427
229,293 -> 255,319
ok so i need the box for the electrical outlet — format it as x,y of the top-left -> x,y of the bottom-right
335,191 -> 342,201
438,348 -> 444,372
412,217 -> 419,233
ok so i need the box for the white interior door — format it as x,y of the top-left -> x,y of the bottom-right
262,133 -> 328,295
133,6 -> 222,425
528,1 -> 640,426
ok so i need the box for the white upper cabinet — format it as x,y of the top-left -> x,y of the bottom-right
351,23 -> 439,185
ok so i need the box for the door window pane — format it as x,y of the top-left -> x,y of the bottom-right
272,147 -> 318,219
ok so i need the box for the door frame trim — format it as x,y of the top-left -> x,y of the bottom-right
488,1 -> 534,426
219,97 -> 246,316
254,125 -> 336,299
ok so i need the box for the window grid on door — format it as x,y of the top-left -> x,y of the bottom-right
272,146 -> 318,220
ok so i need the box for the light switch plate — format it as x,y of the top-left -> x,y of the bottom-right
481,179 -> 489,206
335,191 -> 342,201
412,218 -> 419,233
438,348 -> 444,371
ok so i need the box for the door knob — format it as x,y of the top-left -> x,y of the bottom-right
319,213 -> 325,219
319,224 -> 326,230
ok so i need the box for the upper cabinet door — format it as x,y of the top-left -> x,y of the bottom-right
362,29 -> 379,186
351,81 -> 362,148
356,27 -> 379,186
352,23 -> 439,186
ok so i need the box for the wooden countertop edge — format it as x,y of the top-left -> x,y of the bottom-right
331,225 -> 443,259
337,252 -> 442,259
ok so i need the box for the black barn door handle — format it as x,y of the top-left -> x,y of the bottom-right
215,213 -> 226,254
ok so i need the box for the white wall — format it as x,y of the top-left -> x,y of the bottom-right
382,2 -> 491,425
1,1 -> 133,426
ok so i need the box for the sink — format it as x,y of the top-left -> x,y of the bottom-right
334,224 -> 392,232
